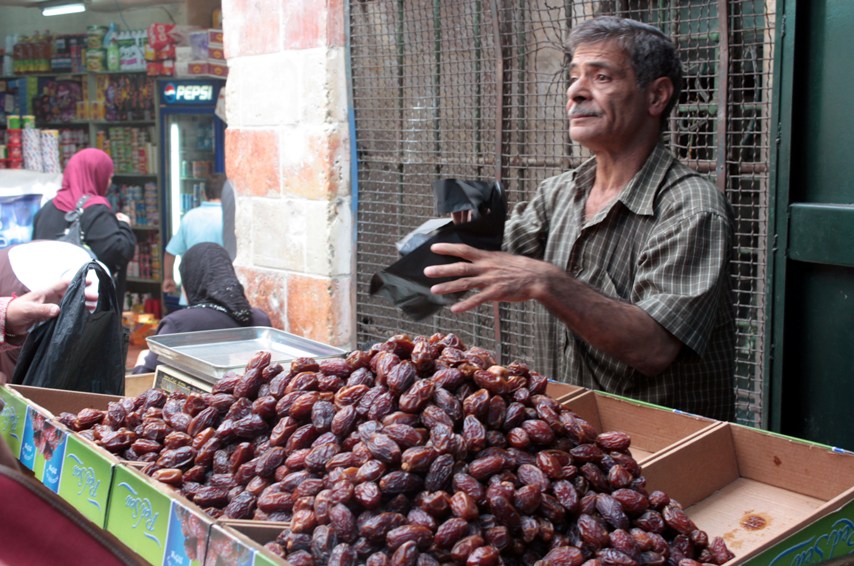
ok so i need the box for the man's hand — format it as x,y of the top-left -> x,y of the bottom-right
425,243 -> 559,313
5,280 -> 69,336
116,212 -> 132,226
162,277 -> 177,293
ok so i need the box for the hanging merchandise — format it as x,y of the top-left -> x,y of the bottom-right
39,129 -> 60,173
21,128 -> 42,172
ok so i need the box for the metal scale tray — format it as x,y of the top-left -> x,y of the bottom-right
146,326 -> 346,384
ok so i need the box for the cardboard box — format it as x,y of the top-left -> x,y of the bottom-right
187,60 -> 228,78
561,390 -> 718,464
4,384 -> 125,525
545,380 -> 585,403
125,372 -> 156,398
642,422 -> 854,565
106,464 -> 214,565
189,29 -> 224,60
206,522 -> 288,566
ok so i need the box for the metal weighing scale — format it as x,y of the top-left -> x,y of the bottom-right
146,326 -> 347,394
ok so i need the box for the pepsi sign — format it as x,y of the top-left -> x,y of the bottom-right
162,82 -> 215,104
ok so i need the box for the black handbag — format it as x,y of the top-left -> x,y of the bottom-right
11,260 -> 125,395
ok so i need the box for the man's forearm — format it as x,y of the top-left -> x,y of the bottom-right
535,266 -> 682,376
164,253 -> 176,281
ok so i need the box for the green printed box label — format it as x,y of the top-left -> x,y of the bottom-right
58,434 -> 113,526
106,466 -> 170,565
0,388 -> 26,458
746,501 -> 854,565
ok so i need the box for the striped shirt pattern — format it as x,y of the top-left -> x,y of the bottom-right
503,144 -> 736,420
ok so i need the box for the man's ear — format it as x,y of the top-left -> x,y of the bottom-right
648,76 -> 675,116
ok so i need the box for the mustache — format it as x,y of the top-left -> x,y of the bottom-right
567,106 -> 603,118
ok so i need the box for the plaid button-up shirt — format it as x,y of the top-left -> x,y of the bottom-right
504,144 -> 735,420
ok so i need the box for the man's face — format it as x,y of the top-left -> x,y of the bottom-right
566,40 -> 652,152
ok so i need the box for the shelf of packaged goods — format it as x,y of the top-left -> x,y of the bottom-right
91,120 -> 155,126
0,72 -> 87,79
127,277 -> 160,284
91,70 -> 148,75
113,171 -> 157,177
130,225 -> 160,231
34,121 -> 90,127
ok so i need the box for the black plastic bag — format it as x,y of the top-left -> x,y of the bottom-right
12,261 -> 125,395
370,179 -> 506,320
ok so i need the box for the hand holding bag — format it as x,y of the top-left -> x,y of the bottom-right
370,179 -> 506,320
11,260 -> 125,395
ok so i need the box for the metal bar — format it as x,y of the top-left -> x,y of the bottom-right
396,0 -> 406,223
765,0 -> 798,433
352,153 -> 769,175
474,0 -> 483,175
716,0 -> 730,193
433,0 -> 442,176
490,0 -> 504,360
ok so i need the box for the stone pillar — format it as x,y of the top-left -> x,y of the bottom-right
222,0 -> 354,350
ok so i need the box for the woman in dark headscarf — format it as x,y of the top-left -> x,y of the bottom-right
132,243 -> 271,373
32,148 -> 136,301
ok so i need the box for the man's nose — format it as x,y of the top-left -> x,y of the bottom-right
566,78 -> 588,101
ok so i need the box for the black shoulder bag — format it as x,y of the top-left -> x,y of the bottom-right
57,195 -> 95,257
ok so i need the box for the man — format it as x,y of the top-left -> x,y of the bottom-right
162,173 -> 226,296
220,178 -> 237,261
425,16 -> 735,420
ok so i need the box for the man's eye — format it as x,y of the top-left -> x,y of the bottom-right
568,76 -> 578,85
596,74 -> 610,81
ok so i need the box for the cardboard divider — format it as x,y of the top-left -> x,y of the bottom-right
10,384 -> 124,416
642,422 -> 854,565
545,380 -> 586,403
561,390 -> 718,464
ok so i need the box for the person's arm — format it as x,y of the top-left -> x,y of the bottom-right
80,206 -> 136,272
425,244 -> 682,376
162,252 -> 177,293
0,277 -> 97,351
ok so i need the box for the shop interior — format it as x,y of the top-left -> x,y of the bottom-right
1,0 -> 225,369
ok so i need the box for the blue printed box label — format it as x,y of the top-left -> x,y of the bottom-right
20,406 -> 61,472
164,501 -> 209,565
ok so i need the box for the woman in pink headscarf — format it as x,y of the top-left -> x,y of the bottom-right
32,148 -> 136,301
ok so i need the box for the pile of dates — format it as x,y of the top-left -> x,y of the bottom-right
57,333 -> 734,566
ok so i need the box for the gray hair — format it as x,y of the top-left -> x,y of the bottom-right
567,16 -> 683,121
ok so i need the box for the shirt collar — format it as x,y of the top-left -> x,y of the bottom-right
616,143 -> 674,217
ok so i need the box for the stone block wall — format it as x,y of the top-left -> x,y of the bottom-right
222,0 -> 354,350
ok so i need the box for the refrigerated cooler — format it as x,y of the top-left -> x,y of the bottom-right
157,78 -> 225,243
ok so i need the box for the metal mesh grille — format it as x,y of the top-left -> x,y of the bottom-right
349,0 -> 774,427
